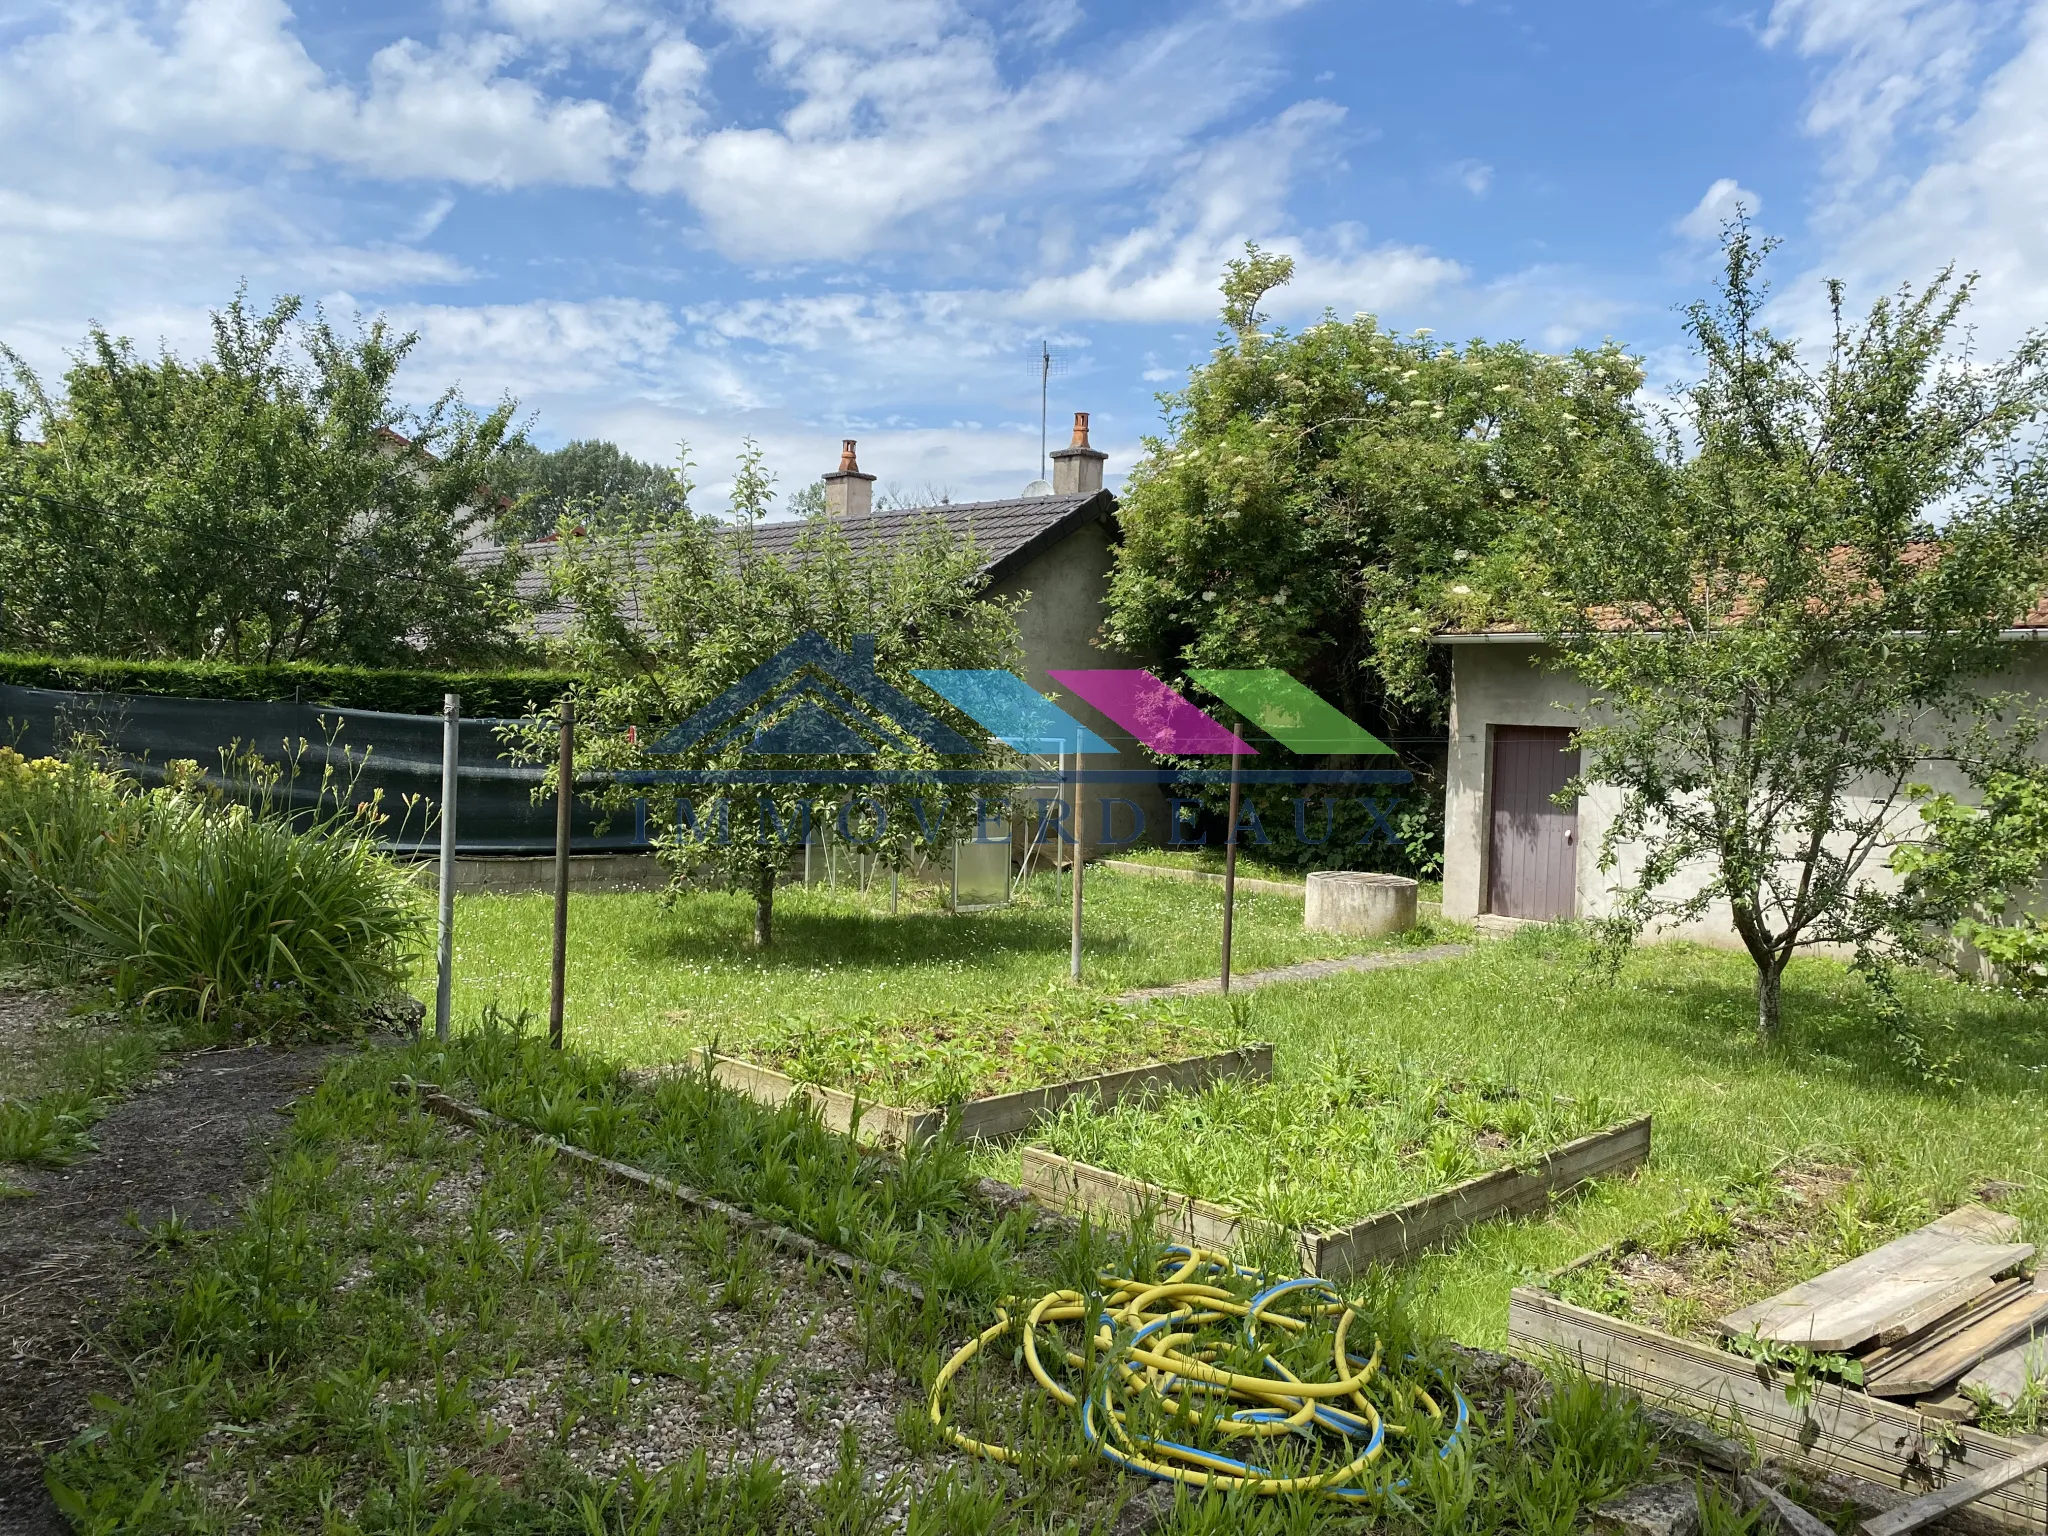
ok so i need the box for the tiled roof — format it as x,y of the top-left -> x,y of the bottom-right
473,490 -> 1115,640
1440,544 -> 2048,641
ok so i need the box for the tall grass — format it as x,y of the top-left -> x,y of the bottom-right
0,744 -> 424,1035
68,795 -> 422,1030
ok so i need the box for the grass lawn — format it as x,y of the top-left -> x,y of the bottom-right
1059,925 -> 2048,1348
433,867 -> 1448,1075
435,866 -> 2048,1361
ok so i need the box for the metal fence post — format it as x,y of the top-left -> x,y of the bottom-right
1069,749 -> 1085,982
434,692 -> 459,1041
549,699 -> 574,1050
1221,760 -> 1242,995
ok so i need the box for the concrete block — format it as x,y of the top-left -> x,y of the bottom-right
1304,871 -> 1418,937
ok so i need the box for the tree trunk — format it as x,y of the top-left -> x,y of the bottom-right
1756,958 -> 1785,1046
752,862 -> 775,947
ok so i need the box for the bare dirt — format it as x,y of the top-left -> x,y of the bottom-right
0,989 -> 341,1536
1552,1162 -> 1867,1342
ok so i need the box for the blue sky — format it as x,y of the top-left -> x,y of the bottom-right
3,0 -> 2044,506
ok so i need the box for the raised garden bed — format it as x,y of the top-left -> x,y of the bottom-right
1508,1288 -> 2048,1532
1016,1056 -> 1648,1276
1024,1119 -> 1649,1278
1024,1057 -> 1631,1228
726,998 -> 1233,1108
1545,1172 -> 2048,1434
684,1043 -> 1274,1149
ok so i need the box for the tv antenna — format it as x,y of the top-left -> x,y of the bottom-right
1036,340 -> 1070,483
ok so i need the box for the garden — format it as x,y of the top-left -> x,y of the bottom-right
12,237 -> 2048,1534
10,746 -> 2048,1534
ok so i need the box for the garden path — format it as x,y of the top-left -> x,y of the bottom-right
0,1002 -> 344,1536
1118,942 -> 1472,1002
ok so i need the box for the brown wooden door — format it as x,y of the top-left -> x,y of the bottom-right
1488,726 -> 1579,920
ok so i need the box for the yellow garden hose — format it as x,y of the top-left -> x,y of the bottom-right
929,1246 -> 1468,1503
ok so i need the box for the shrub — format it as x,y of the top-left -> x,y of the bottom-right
0,748 -> 141,955
67,798 -> 424,1032
0,746 -> 425,1033
0,652 -> 578,719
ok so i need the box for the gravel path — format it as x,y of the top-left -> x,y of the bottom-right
1119,942 -> 1473,1002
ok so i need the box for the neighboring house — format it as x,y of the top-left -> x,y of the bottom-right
1435,618 -> 2048,943
491,414 -> 1167,824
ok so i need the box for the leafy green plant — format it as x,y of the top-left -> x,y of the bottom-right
0,1090 -> 96,1164
66,794 -> 423,1032
1723,1331 -> 1864,1408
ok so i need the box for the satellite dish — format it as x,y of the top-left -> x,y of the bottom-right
1023,478 -> 1054,497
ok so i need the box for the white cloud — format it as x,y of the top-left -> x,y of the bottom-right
484,0 -> 644,41
0,0 -> 627,189
1765,0 -> 2002,185
389,297 -> 684,398
1794,1 -> 2048,352
634,25 -> 1081,260
1678,177 -> 1763,239
1449,158 -> 1493,197
1005,102 -> 1465,323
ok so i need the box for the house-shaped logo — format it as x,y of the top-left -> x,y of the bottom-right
648,632 -> 980,757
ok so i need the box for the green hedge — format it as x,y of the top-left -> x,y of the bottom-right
0,654 -> 581,718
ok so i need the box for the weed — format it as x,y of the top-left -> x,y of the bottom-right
1695,1477 -> 1772,1536
1723,1332 -> 1865,1407
724,1349 -> 782,1432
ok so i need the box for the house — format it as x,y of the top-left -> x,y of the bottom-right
499,414 -> 1168,827
1436,620 -> 2048,943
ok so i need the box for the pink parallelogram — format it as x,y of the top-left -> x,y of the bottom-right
1047,670 -> 1256,756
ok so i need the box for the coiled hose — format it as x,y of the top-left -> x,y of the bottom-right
929,1245 -> 1468,1502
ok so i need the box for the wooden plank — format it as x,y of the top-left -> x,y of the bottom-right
1858,1277 -> 2027,1378
1309,1117 -> 1652,1277
1927,1206 -> 2025,1244
1739,1475 -> 1837,1536
1508,1288 -> 2048,1533
683,1046 -> 1273,1149
1864,1277 -> 2048,1399
1916,1393 -> 1975,1423
1860,1439 -> 2048,1536
1719,1215 -> 2032,1352
686,1053 -> 941,1147
948,1045 -> 1273,1141
1961,1332 -> 2048,1409
1018,1147 -> 1290,1260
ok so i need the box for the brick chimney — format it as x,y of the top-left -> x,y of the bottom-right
1049,412 -> 1107,496
822,439 -> 875,518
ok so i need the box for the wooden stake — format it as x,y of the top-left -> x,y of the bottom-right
434,692 -> 459,1042
548,699 -> 573,1050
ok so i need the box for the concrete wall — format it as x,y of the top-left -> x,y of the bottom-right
989,518 -> 1169,845
1442,639 -> 2048,947
407,851 -> 669,895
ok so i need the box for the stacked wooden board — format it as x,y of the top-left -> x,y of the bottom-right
1512,1202 -> 2048,1531
1715,1205 -> 2048,1420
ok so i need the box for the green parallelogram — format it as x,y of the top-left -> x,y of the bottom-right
1186,668 -> 1393,755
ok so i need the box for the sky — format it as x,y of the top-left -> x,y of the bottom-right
2,0 -> 2046,508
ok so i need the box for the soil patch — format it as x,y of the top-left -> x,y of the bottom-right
0,1002 -> 343,1536
1548,1162 -> 1875,1341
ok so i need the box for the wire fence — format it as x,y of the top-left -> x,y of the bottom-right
0,683 -> 644,856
